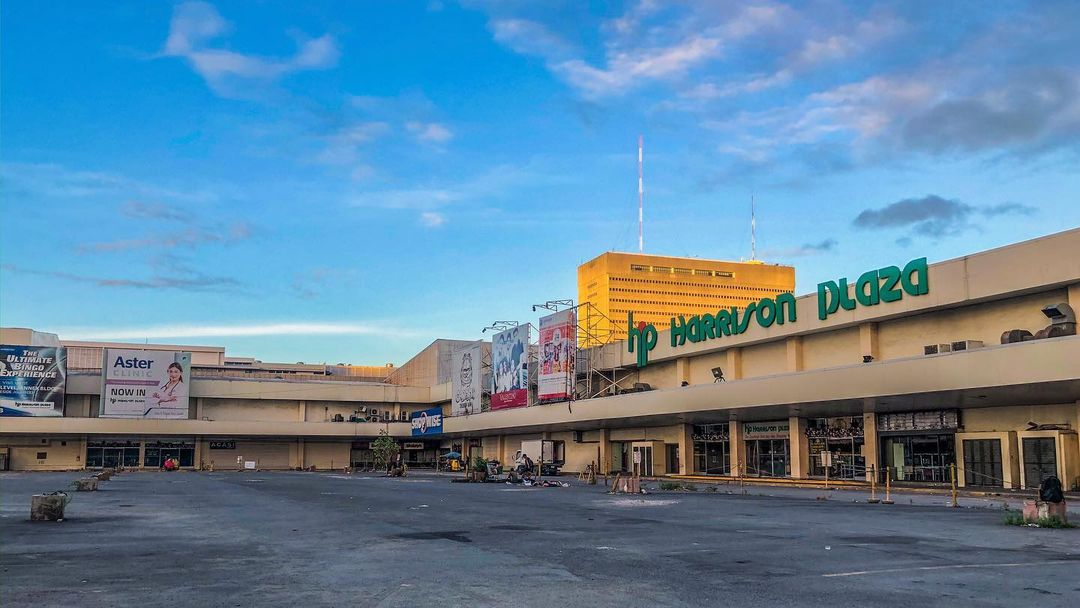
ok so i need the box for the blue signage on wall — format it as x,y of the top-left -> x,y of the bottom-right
410,407 -> 443,436
0,345 -> 67,417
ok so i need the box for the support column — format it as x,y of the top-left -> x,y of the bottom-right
194,437 -> 204,470
726,349 -> 743,380
786,337 -> 804,372
297,400 -> 308,422
789,417 -> 810,479
859,323 -> 880,362
291,438 -> 305,469
678,424 -> 693,475
729,420 -> 745,477
862,412 -> 879,482
675,357 -> 691,386
598,428 -> 611,475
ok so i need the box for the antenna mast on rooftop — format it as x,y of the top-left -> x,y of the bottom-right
750,194 -> 757,261
638,135 -> 644,253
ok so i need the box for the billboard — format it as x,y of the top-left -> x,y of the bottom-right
450,343 -> 483,416
101,349 -> 192,419
0,345 -> 67,417
538,310 -> 576,402
491,325 -> 528,410
411,407 -> 444,436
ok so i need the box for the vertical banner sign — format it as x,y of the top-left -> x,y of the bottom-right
538,310 -> 576,402
451,343 -> 483,416
101,349 -> 192,419
0,345 -> 67,417
491,325 -> 529,410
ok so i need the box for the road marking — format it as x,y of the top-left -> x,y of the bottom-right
823,561 -> 1079,578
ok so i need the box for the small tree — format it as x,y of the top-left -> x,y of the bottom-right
371,431 -> 400,473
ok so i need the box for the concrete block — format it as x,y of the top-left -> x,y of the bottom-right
31,493 -> 69,521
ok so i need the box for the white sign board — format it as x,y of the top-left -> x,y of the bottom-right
101,349 -> 191,419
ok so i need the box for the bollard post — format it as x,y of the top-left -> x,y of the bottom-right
950,463 -> 959,508
882,466 -> 894,504
868,465 -> 879,504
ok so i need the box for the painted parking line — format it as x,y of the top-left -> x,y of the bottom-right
823,560 -> 1079,577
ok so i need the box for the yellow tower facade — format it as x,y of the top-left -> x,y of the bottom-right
577,252 -> 796,347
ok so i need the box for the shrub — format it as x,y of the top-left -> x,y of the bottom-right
659,481 -> 682,491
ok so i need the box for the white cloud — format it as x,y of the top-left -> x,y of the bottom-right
489,18 -> 575,59
163,1 -> 339,93
406,121 -> 454,144
57,322 -> 409,341
419,211 -> 447,227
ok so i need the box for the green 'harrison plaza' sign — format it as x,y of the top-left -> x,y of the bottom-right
628,257 -> 928,368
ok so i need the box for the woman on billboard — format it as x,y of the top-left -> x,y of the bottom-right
149,362 -> 186,407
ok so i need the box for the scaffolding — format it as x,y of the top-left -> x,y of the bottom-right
533,300 -> 639,401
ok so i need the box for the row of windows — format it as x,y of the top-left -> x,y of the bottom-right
611,276 -> 790,291
611,287 -> 774,299
610,297 -> 760,306
628,264 -> 735,278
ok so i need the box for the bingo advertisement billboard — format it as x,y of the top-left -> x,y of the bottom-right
101,349 -> 192,419
0,345 -> 67,417
538,310 -> 576,402
491,325 -> 528,410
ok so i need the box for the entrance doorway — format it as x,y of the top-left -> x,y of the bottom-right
746,439 -> 789,477
86,441 -> 140,468
962,439 -> 1003,487
881,434 -> 955,482
1022,437 -> 1057,489
632,445 -> 653,477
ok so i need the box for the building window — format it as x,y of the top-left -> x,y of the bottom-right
36,452 -> 47,460
144,440 -> 195,468
716,271 -> 734,278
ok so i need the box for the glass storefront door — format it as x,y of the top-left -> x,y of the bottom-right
746,439 -> 789,477
808,417 -> 865,480
881,434 -> 955,482
692,424 -> 730,475
144,440 -> 195,468
86,441 -> 140,468
632,445 -> 653,477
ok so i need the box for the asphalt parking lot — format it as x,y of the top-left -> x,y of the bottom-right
2,471 -> 1078,607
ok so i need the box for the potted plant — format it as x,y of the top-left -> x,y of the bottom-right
471,456 -> 488,482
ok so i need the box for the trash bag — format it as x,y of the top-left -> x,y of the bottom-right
1039,476 -> 1064,503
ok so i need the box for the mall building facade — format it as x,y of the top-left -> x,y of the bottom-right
2,229 -> 1078,491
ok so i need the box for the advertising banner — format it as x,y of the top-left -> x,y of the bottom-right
411,407 -> 444,436
491,325 -> 529,410
450,343 -> 483,416
538,310 -> 576,402
0,345 -> 67,417
101,349 -> 192,419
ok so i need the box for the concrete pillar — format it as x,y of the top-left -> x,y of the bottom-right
725,348 -> 743,381
598,428 -> 611,475
786,337 -> 803,372
678,424 -> 693,475
194,437 -> 204,470
789,416 -> 810,479
675,357 -> 691,386
859,323 -> 880,362
729,420 -> 745,477
862,412 -> 879,482
291,438 -> 305,469
137,440 -> 146,470
298,400 -> 307,422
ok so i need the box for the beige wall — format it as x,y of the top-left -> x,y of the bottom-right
962,404 -> 1077,432
802,327 -> 861,370
203,399 -> 300,422
740,341 -> 787,378
3,437 -> 83,471
878,290 -> 1067,360
304,442 -> 351,470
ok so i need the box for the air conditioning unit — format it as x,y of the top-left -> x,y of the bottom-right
382,411 -> 392,422
399,411 -> 408,421
950,340 -> 984,352
573,431 -> 584,443
369,409 -> 379,418
923,343 -> 952,355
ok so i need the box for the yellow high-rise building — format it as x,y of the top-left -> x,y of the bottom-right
577,252 -> 796,346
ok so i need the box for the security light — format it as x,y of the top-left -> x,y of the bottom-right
711,367 -> 725,382
863,355 -> 874,363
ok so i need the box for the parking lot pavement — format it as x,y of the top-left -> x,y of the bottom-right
2,471 -> 1078,607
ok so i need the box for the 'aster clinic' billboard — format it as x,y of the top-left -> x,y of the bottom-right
101,349 -> 192,419
0,345 -> 67,417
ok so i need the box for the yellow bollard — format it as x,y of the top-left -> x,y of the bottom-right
950,463 -> 959,508
882,466 -> 894,504
868,465 -> 879,504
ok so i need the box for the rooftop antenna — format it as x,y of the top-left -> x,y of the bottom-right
750,193 -> 757,261
638,135 -> 644,253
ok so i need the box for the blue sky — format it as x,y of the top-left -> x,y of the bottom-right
2,1 -> 1078,365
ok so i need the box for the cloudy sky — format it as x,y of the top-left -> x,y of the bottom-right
2,1 -> 1078,364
